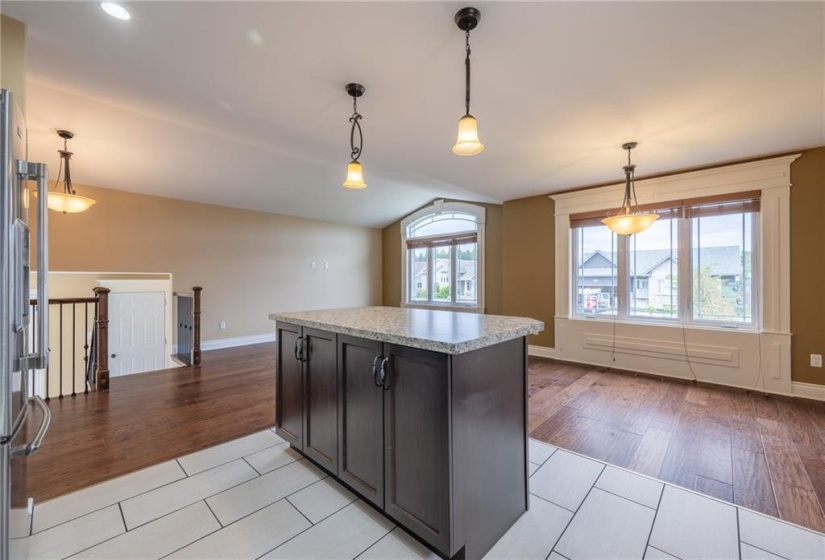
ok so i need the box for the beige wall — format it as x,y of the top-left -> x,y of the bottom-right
381,201 -> 503,315
500,147 -> 825,385
1,15 -> 26,112
502,195 -> 555,347
41,184 -> 383,342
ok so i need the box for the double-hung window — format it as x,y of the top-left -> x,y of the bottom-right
401,201 -> 485,309
570,192 -> 759,327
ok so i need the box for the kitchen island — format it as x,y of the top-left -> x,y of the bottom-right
269,306 -> 543,560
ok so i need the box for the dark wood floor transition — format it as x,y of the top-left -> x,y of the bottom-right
27,342 -> 825,534
529,358 -> 825,533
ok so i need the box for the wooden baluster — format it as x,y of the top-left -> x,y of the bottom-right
94,287 -> 111,391
193,286 -> 202,366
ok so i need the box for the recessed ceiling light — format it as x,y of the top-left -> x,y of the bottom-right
100,2 -> 131,21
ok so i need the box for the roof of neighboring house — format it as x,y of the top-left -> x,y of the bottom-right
580,246 -> 743,277
413,259 -> 477,281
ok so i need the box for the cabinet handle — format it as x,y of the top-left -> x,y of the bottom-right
293,336 -> 304,361
372,356 -> 382,387
380,357 -> 391,391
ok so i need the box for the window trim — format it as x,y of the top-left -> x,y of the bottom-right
552,154 -> 800,335
400,200 -> 486,311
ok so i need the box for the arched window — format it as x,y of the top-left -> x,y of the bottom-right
400,200 -> 485,310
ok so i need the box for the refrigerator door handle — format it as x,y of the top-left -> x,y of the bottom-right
10,396 -> 51,459
17,160 -> 49,371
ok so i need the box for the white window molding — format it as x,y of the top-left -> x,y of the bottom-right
400,200 -> 486,311
550,154 -> 800,394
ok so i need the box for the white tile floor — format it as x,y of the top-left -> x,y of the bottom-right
10,429 -> 825,560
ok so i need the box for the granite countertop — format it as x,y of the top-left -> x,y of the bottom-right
268,306 -> 544,355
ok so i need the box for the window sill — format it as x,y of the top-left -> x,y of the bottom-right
402,302 -> 485,314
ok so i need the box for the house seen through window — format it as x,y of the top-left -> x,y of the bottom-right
572,193 -> 757,326
402,201 -> 485,308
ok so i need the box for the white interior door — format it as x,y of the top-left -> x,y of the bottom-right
108,292 -> 166,377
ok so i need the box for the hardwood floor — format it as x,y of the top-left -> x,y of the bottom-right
25,342 -> 825,535
528,357 -> 825,533
25,343 -> 276,503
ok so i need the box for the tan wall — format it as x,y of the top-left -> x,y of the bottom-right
1,15 -> 26,112
790,147 -> 825,384
381,201 -> 503,315
41,184 -> 383,342
502,195 -> 555,347
499,147 -> 825,385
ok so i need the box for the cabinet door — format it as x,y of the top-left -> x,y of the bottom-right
275,323 -> 303,449
383,344 -> 450,554
338,335 -> 384,507
303,328 -> 338,473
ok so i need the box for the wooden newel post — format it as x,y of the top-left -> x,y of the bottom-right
193,286 -> 202,366
93,287 -> 111,391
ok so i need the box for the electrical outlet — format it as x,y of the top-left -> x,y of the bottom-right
219,321 -> 227,330
311,261 -> 316,269
324,262 -> 329,269
811,354 -> 822,368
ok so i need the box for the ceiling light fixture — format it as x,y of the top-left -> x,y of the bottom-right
343,83 -> 367,190
452,7 -> 484,156
100,2 -> 131,21
36,130 -> 97,214
602,142 -> 658,235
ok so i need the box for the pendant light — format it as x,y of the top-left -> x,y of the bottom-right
35,130 -> 97,214
452,7 -> 484,156
342,83 -> 367,189
602,142 -> 658,235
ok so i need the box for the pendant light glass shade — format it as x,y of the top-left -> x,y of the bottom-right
452,115 -> 484,156
602,212 -> 659,236
342,160 -> 367,189
34,130 -> 97,214
602,142 -> 658,235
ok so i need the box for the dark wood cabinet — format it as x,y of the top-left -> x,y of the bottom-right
302,328 -> 338,472
276,323 -> 338,472
275,323 -> 303,448
337,334 -> 384,507
275,323 -> 528,560
383,344 -> 450,553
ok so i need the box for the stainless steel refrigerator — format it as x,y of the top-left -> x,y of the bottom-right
1,89 -> 51,560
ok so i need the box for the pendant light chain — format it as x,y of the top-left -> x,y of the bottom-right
464,29 -> 471,116
349,94 -> 363,162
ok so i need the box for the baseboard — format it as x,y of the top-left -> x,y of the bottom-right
792,381 -> 825,402
201,333 -> 277,351
528,345 -> 556,359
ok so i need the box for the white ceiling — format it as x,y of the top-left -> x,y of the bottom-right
2,1 -> 823,228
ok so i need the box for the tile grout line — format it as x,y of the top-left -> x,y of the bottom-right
737,507 -> 743,560
203,498 -> 224,528
738,540 -> 792,560
242,455 -> 264,477
100,455 -> 306,534
251,501 -> 365,560
642,476 -> 667,557
175,438 -> 288,478
593,484 -> 659,511
117,502 -> 127,532
546,461 -> 607,558
352,527 -> 399,560
186,470 -> 331,536
47,504 -> 132,560
285,496 -> 315,527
